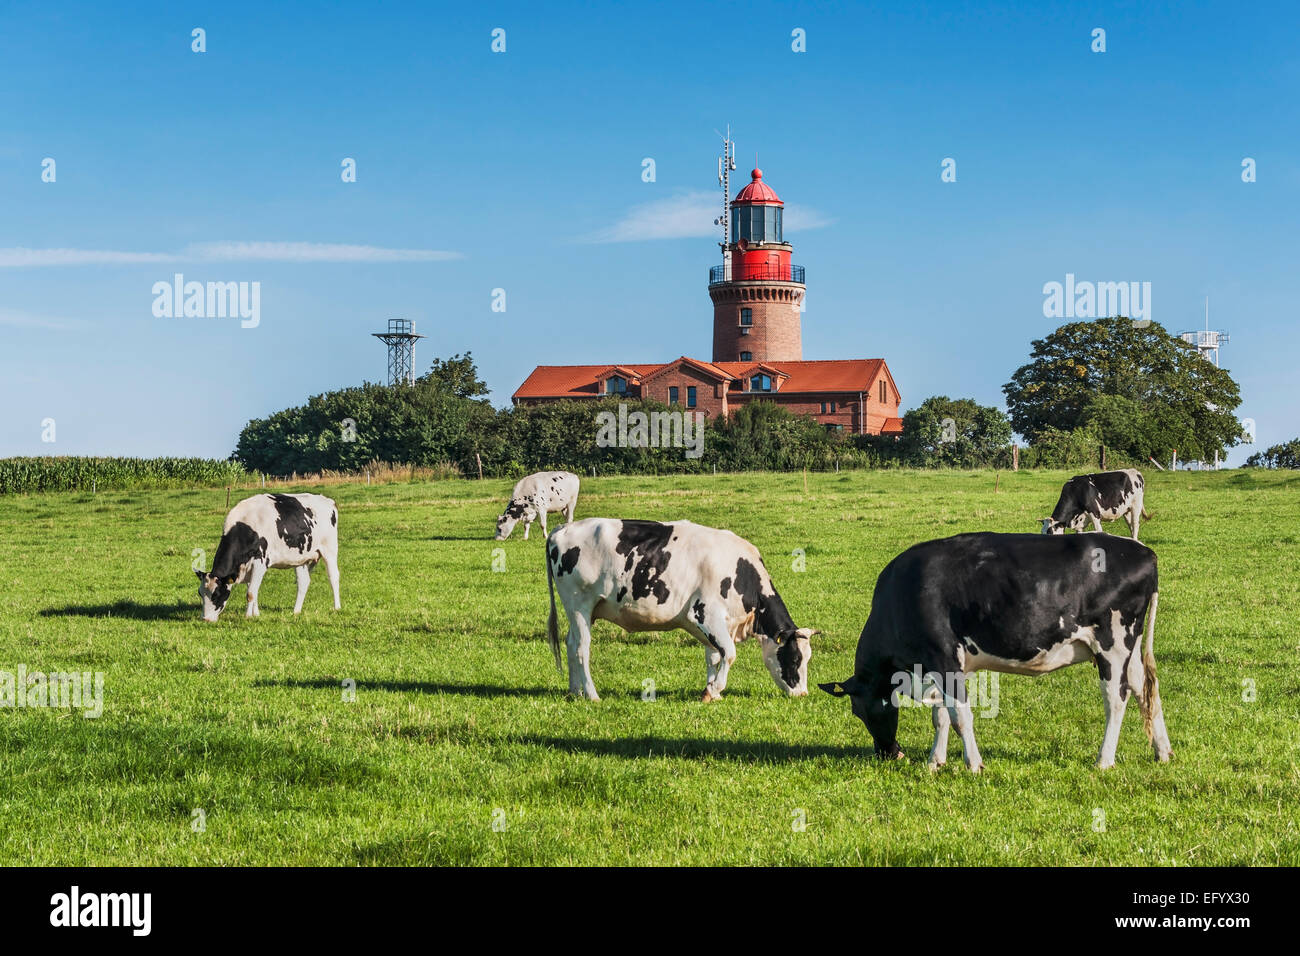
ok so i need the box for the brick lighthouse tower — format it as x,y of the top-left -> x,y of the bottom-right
709,142 -> 805,363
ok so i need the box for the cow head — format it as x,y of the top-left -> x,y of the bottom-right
819,675 -> 906,760
760,628 -> 817,696
1040,517 -> 1065,534
494,499 -> 531,540
195,569 -> 235,622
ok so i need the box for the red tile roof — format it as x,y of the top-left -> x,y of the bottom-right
881,417 -> 905,435
513,358 -> 890,401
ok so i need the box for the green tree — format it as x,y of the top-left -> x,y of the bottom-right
897,396 -> 1012,467
1003,317 -> 1242,462
1244,439 -> 1300,469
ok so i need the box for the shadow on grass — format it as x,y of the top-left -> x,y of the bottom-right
253,677 -> 559,697
253,677 -> 767,701
38,600 -> 193,621
511,733 -> 869,763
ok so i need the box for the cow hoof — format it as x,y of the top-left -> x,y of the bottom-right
701,689 -> 719,703
927,760 -> 946,771
1095,760 -> 1114,771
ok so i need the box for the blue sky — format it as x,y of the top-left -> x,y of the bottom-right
1,0 -> 1295,463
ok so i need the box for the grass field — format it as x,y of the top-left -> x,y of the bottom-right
0,469 -> 1296,865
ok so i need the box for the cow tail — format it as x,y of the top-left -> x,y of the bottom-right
1142,506 -> 1152,519
1141,590 -> 1160,742
546,539 -> 562,671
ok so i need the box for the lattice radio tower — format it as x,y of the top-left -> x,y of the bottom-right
372,318 -> 425,386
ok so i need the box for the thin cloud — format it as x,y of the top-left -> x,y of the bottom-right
0,242 -> 462,267
0,248 -> 177,267
0,308 -> 80,330
186,241 -> 463,262
583,190 -> 833,243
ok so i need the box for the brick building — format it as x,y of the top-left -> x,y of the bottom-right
512,167 -> 903,436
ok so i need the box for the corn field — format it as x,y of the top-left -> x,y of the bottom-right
0,457 -> 249,495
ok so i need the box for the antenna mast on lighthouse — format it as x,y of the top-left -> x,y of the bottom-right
714,125 -> 737,281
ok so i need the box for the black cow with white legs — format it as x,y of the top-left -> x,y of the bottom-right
1042,468 -> 1150,540
195,493 -> 340,622
545,518 -> 818,701
821,532 -> 1171,771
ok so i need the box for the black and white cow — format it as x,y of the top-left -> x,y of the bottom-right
545,518 -> 818,701
195,493 -> 340,622
495,471 -> 580,541
1041,468 -> 1150,540
820,532 -> 1171,771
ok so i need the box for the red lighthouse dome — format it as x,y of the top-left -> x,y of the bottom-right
733,168 -> 782,204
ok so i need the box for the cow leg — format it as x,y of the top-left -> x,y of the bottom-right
245,563 -> 268,618
564,608 -> 600,701
943,678 -> 984,773
292,564 -> 312,614
928,703 -> 951,770
321,551 -> 341,610
523,518 -> 531,540
1095,654 -> 1131,769
698,607 -> 737,702
539,511 -> 548,538
564,500 -> 575,524
1091,515 -> 1104,533
1128,507 -> 1141,540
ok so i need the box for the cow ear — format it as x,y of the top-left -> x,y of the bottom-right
796,627 -> 821,639
819,676 -> 862,698
224,575 -> 236,586
195,569 -> 205,581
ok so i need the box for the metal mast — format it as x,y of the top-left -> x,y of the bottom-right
372,318 -> 425,386
714,125 -> 737,281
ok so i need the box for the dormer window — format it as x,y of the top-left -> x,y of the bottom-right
750,374 -> 772,392
607,375 -> 628,396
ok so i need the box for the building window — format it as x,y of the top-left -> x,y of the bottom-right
750,374 -> 772,392
830,401 -> 837,413
740,351 -> 752,362
607,375 -> 627,396
820,402 -> 826,414
740,308 -> 752,326
687,386 -> 697,408
879,379 -> 886,403
669,386 -> 679,405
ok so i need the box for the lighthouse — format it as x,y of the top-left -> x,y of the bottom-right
709,167 -> 806,363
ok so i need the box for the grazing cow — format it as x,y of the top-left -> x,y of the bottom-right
1041,468 -> 1150,540
195,493 -> 340,622
495,471 -> 580,541
820,532 -> 1171,771
544,518 -> 818,701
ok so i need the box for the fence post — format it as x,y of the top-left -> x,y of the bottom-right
1100,444 -> 1106,470
476,453 -> 483,480
1012,443 -> 1019,471
226,486 -> 231,509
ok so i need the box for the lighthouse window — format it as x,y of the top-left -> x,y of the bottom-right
740,308 -> 752,326
687,386 -> 697,408
751,374 -> 772,392
607,375 -> 627,396
740,351 -> 752,361
669,386 -> 679,405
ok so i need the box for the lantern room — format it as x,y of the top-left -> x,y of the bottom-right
727,169 -> 797,283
